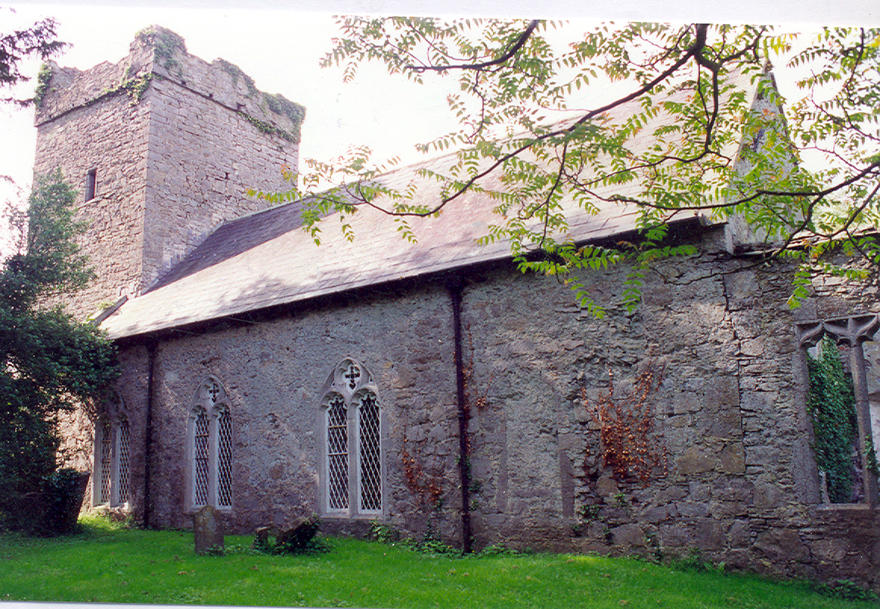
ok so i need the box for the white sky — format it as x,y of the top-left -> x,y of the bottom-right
1,0 -> 878,254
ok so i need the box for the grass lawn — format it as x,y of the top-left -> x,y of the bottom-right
0,517 -> 876,609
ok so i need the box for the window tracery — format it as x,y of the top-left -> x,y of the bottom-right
797,313 -> 880,504
320,358 -> 383,516
188,377 -> 233,509
94,392 -> 130,508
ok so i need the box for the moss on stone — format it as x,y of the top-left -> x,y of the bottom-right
237,110 -> 299,143
262,92 -> 305,128
135,26 -> 185,74
33,63 -> 53,108
216,59 -> 260,98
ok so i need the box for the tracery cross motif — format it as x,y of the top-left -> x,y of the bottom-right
207,381 -> 220,405
344,365 -> 361,390
822,314 -> 880,347
796,314 -> 880,348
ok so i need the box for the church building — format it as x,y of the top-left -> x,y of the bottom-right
33,26 -> 880,590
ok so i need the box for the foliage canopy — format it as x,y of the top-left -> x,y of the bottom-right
259,20 -> 880,315
0,15 -> 64,106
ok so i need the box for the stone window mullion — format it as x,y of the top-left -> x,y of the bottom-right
349,400 -> 359,515
798,313 -> 880,505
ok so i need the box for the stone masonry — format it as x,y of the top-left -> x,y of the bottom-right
33,26 -> 302,319
40,28 -> 880,593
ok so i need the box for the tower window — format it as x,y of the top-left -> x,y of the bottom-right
85,168 -> 97,201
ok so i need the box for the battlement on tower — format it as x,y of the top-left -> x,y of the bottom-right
35,26 -> 304,141
32,26 -> 304,320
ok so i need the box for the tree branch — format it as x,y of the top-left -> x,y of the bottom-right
406,20 -> 540,73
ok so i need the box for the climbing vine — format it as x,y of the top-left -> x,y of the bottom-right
237,111 -> 299,142
32,63 -> 52,107
101,72 -> 153,105
400,431 -> 443,509
806,335 -> 859,502
135,26 -> 185,74
584,366 -> 667,484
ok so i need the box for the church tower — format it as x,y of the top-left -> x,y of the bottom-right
32,26 -> 304,319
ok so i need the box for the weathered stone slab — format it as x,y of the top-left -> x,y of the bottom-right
193,505 -> 223,554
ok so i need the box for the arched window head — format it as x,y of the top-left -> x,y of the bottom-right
93,391 -> 130,508
319,358 -> 383,516
188,376 -> 233,510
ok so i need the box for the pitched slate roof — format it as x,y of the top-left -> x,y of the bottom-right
101,76 -> 761,340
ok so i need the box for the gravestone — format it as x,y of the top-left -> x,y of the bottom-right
275,517 -> 319,553
253,526 -> 273,551
193,505 -> 223,554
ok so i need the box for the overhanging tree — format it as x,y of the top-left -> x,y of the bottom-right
0,15 -> 64,106
261,20 -> 880,315
0,172 -> 118,532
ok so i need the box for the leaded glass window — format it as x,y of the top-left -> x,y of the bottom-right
193,407 -> 210,507
117,418 -> 131,504
326,394 -> 349,510
358,391 -> 382,512
99,420 -> 112,504
217,408 -> 233,508
94,397 -> 130,509
320,359 -> 382,516
189,377 -> 233,510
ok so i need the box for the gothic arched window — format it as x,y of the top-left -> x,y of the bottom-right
94,393 -> 130,508
319,358 -> 383,516
188,377 -> 233,509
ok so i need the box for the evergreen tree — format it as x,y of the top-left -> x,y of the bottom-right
0,171 -> 118,531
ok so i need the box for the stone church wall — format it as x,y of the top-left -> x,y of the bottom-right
461,238 -> 880,588
85,228 -> 880,590
114,281 -> 465,544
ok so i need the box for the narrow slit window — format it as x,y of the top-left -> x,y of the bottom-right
85,168 -> 97,201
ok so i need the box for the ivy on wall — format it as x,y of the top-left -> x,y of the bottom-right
806,335 -> 859,503
584,366 -> 668,485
